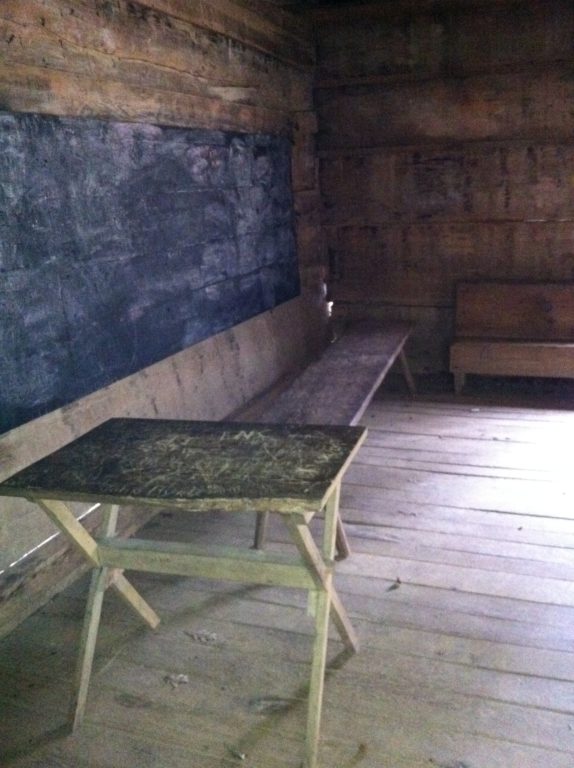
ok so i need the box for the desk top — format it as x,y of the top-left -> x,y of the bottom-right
0,418 -> 367,514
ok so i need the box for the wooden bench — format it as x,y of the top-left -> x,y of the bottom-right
450,281 -> 574,395
246,319 -> 416,557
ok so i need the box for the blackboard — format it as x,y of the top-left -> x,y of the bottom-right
0,112 -> 299,433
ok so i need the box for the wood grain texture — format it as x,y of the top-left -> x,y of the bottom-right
1,421 -> 360,767
132,0 -> 314,67
315,1 -> 573,84
2,395 -> 574,767
0,297 -> 319,636
316,65 -> 574,150
0,2 -> 312,114
450,340 -> 574,379
454,282 -> 574,340
0,0 -> 328,643
0,0 -> 323,310
0,61 -> 289,134
243,320 -> 413,556
257,321 -> 413,426
0,418 -> 366,514
450,282 -> 574,386
319,144 -> 574,226
315,1 -> 574,374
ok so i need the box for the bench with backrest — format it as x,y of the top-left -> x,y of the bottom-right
239,319 -> 416,557
449,281 -> 574,395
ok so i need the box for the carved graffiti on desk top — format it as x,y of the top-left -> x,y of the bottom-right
0,419 -> 366,512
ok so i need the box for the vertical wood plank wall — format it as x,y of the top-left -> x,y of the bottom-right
314,0 -> 574,372
0,0 -> 325,634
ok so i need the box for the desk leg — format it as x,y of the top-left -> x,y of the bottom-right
305,580 -> 332,768
287,484 -> 358,768
36,499 -> 160,728
286,517 -> 358,651
71,504 -> 118,729
256,510 -> 350,561
71,567 -> 109,728
252,510 -> 269,550
307,485 -> 339,768
36,498 -> 159,629
334,517 -> 351,561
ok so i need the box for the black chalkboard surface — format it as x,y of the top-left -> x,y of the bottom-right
0,112 -> 299,433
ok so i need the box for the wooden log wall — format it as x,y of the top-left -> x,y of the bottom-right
313,0 -> 574,373
0,0 -> 326,635
0,0 -> 324,304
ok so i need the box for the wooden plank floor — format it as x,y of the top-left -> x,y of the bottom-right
2,394 -> 574,767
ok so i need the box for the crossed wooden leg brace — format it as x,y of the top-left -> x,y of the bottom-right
34,483 -> 357,768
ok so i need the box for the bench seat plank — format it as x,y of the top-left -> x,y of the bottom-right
258,321 -> 413,427
251,320 -> 415,557
451,340 -> 574,379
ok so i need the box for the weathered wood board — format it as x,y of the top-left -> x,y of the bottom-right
0,418 -> 366,515
450,281 -> 574,390
450,340 -> 574,387
257,322 -> 413,426
0,0 -> 327,640
454,282 -> 574,340
2,396 -> 574,768
314,0 -> 574,84
0,297 -> 318,636
313,0 -> 574,374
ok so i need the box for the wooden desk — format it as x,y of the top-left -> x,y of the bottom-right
0,418 -> 366,768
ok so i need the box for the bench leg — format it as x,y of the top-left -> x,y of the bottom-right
453,371 -> 466,395
253,511 -> 269,550
399,349 -> 417,395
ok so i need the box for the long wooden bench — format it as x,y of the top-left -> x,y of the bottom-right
450,281 -> 574,395
244,319 -> 416,557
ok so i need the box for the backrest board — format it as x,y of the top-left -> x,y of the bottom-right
455,282 -> 574,340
